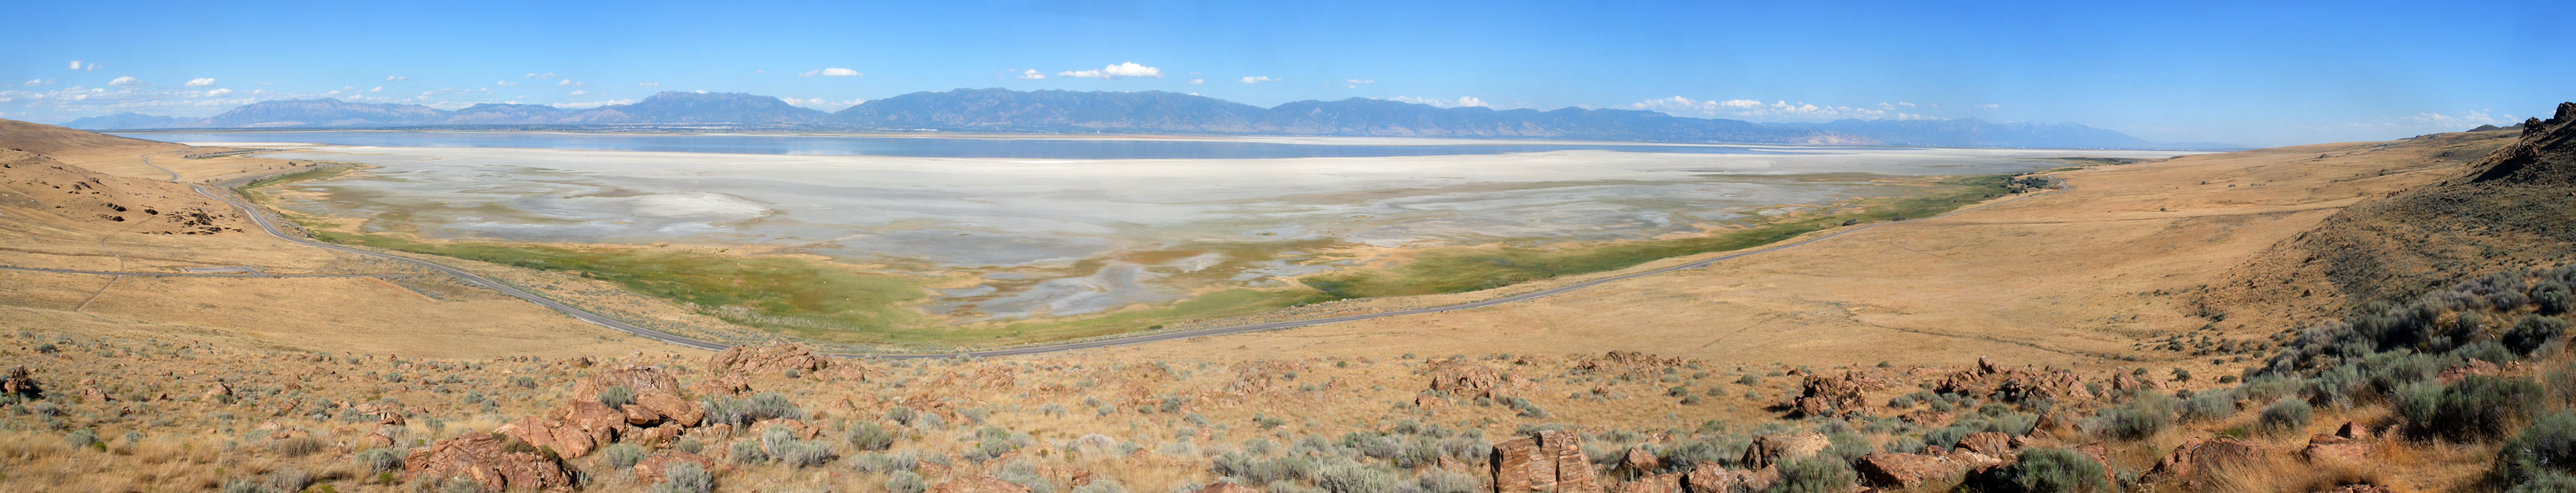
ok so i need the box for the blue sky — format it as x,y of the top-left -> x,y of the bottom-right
2,0 -> 2568,147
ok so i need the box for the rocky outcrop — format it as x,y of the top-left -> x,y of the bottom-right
1424,359 -> 1524,398
572,365 -> 685,402
495,400 -> 631,458
709,343 -> 831,377
1683,464 -> 1755,493
1953,432 -> 2015,456
1791,372 -> 1891,418
403,433 -> 574,492
1492,430 -> 1600,493
1619,473 -> 1684,493
1739,432 -> 1829,470
1855,452 -> 1967,489
1,366 -> 37,399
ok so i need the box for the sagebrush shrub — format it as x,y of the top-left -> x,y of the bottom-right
2401,375 -> 2544,441
1768,457 -> 1858,493
2259,399 -> 2312,434
1965,448 -> 2112,493
2497,411 -> 2576,488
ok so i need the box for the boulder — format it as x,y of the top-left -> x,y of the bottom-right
932,475 -> 1034,493
2335,421 -> 2370,440
1739,432 -> 1829,470
402,433 -> 574,492
637,389 -> 704,427
1954,432 -> 2015,456
1622,448 -> 1661,474
1492,431 -> 1600,493
1793,372 -> 1893,419
709,343 -> 832,377
621,404 -> 664,427
1682,464 -> 1752,493
633,451 -> 715,484
202,383 -> 229,401
691,375 -> 751,397
1853,453 -> 1961,489
0,366 -> 37,399
1543,430 -> 1601,493
2301,436 -> 2372,465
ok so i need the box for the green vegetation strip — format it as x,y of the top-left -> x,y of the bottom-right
1299,175 -> 2022,299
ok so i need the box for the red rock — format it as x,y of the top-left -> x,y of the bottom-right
2150,437 -> 2271,489
1541,430 -> 1600,493
637,389 -> 704,427
1853,453 -> 1961,489
1494,437 -> 1553,493
2302,441 -> 2372,464
1683,464 -> 1751,493
402,433 -> 573,492
2336,421 -> 2369,440
572,366 -> 685,404
621,404 -> 664,426
691,375 -> 751,397
1953,432 -> 2014,456
1622,448 -> 1662,474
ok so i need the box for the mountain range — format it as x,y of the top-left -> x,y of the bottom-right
62,88 -> 2227,149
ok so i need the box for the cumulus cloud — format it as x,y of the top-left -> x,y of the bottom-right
799,67 -> 862,77
1057,62 -> 1162,79
637,82 -> 659,88
1627,96 -> 1928,121
108,77 -> 141,87
386,75 -> 407,81
1188,79 -> 1204,85
69,61 -> 80,70
1387,96 -> 1487,108
569,90 -> 588,96
1239,76 -> 1278,84
523,72 -> 556,79
22,79 -> 54,87
557,79 -> 588,87
495,80 -> 518,86
205,88 -> 232,96
1017,69 -> 1046,80
1345,79 -> 1374,88
1977,104 -> 2000,110
369,86 -> 383,92
183,78 -> 216,87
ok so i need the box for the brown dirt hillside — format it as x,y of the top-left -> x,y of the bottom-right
0,120 -> 685,360
2203,102 -> 2576,328
1093,129 -> 2514,375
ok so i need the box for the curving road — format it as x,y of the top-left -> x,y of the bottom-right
158,149 -> 2067,359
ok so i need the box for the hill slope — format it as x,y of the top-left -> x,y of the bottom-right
2206,102 -> 2576,324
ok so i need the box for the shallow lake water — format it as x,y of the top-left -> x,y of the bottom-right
175,132 -> 2193,321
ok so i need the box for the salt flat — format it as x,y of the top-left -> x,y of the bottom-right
232,139 -> 2189,321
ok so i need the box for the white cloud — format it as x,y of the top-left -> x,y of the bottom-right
1057,62 -> 1163,79
386,75 -> 407,81
1388,96 -> 1487,108
69,61 -> 80,70
495,80 -> 518,86
83,62 -> 98,71
1017,69 -> 1046,80
108,77 -> 141,87
205,88 -> 232,96
1188,79 -> 1204,85
369,86 -> 383,92
550,99 -> 634,109
754,69 -> 767,74
637,82 -> 660,88
799,67 -> 862,77
1239,76 -> 1279,84
22,79 -> 53,86
184,78 -> 216,87
557,79 -> 587,87
1345,79 -> 1374,88
523,72 -> 556,79
1977,104 -> 2000,110
569,90 -> 588,96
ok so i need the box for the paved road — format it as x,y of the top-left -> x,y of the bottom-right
157,150 -> 2066,359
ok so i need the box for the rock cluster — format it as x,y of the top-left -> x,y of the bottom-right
1,365 -> 37,399
1790,372 -> 1892,419
402,433 -> 574,492
497,365 -> 709,458
1493,429 -> 1601,493
709,342 -> 832,377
